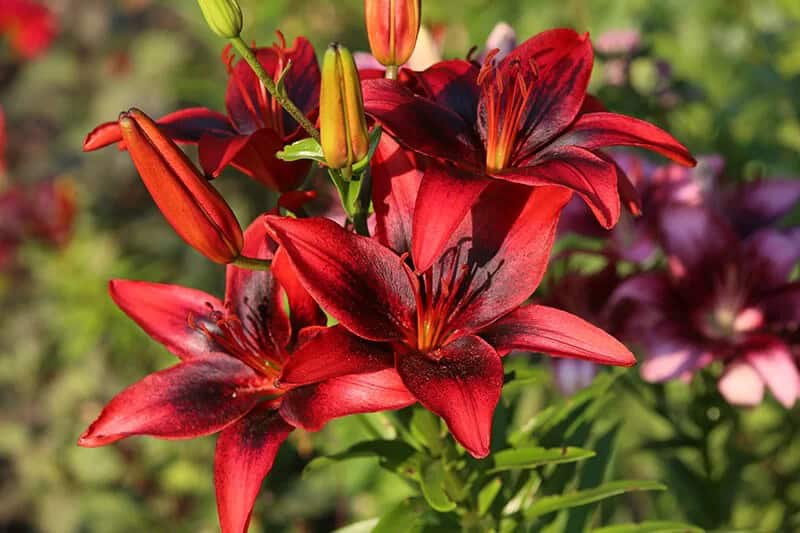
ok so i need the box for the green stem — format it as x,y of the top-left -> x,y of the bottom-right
385,64 -> 399,80
228,36 -> 320,142
231,255 -> 272,271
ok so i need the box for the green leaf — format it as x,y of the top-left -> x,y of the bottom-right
410,409 -> 443,456
373,499 -> 423,533
590,521 -> 704,533
303,439 -> 417,477
478,477 -> 503,516
419,459 -> 457,512
524,480 -> 666,519
489,446 -> 595,474
276,137 -> 326,163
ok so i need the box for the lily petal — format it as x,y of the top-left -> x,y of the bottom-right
453,184 -> 572,333
658,205 -> 735,278
371,135 -> 423,254
363,79 -> 484,169
265,216 -> 414,342
109,279 -> 220,360
396,335 -> 503,458
718,361 -> 765,407
83,107 -> 233,152
215,405 -> 293,533
744,229 -> 800,288
225,214 -> 291,352
78,355 -> 263,447
480,305 -> 635,366
408,59 -> 481,125
280,326 -> 394,386
280,369 -> 415,431
272,247 -> 327,334
726,178 -> 800,236
548,112 -> 696,166
495,146 -> 620,229
412,161 -> 491,272
745,337 -> 800,408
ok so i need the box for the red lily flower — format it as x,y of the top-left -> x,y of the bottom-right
0,0 -> 57,60
264,138 -> 635,458
83,33 -> 320,192
610,205 -> 800,407
363,28 -> 695,271
78,216 -> 414,533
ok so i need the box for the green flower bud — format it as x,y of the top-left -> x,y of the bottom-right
320,43 -> 370,174
197,0 -> 243,39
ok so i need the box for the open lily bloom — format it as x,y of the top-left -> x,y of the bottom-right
78,216 -> 414,533
363,28 -> 695,271
610,205 -> 800,408
265,138 -> 635,459
83,34 -> 320,192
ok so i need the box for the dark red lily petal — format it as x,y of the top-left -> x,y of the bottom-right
658,205 -> 735,278
371,135 -> 423,254
743,336 -> 799,408
579,94 -> 607,114
280,369 -> 415,431
199,128 -> 310,191
109,279 -> 220,360
214,404 -> 293,533
396,336 -> 503,458
479,305 -> 635,366
82,108 -> 234,152
509,31 -> 594,157
408,59 -> 481,125
452,184 -> 572,333
745,229 -> 800,288
504,28 -> 587,74
725,178 -> 800,236
547,112 -> 696,167
265,216 -> 414,342
225,215 -> 291,352
225,38 -> 320,136
762,282 -> 800,327
280,326 -> 393,386
78,355 -> 264,447
363,79 -> 484,170
495,146 -> 620,229
412,161 -> 491,272
272,247 -> 327,335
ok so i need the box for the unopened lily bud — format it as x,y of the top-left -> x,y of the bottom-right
320,43 -> 370,173
364,0 -> 421,67
118,108 -> 243,263
197,0 -> 243,38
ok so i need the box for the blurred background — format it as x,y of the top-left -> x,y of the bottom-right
1,0 -> 799,531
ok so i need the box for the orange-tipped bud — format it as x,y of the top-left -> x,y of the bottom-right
364,0 -> 421,67
320,43 -> 370,173
118,108 -> 243,263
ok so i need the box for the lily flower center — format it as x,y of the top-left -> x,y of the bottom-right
478,50 -> 538,172
400,250 -> 474,354
695,265 -> 758,342
223,32 -> 290,137
190,301 -> 286,382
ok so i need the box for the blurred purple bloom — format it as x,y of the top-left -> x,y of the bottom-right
610,205 -> 800,407
595,29 -> 641,56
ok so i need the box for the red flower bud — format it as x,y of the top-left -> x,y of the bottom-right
364,0 -> 421,68
320,43 -> 370,173
118,108 -> 243,263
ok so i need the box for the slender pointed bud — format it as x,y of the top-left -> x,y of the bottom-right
118,108 -> 243,263
320,43 -> 370,173
197,0 -> 243,38
364,0 -> 421,68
